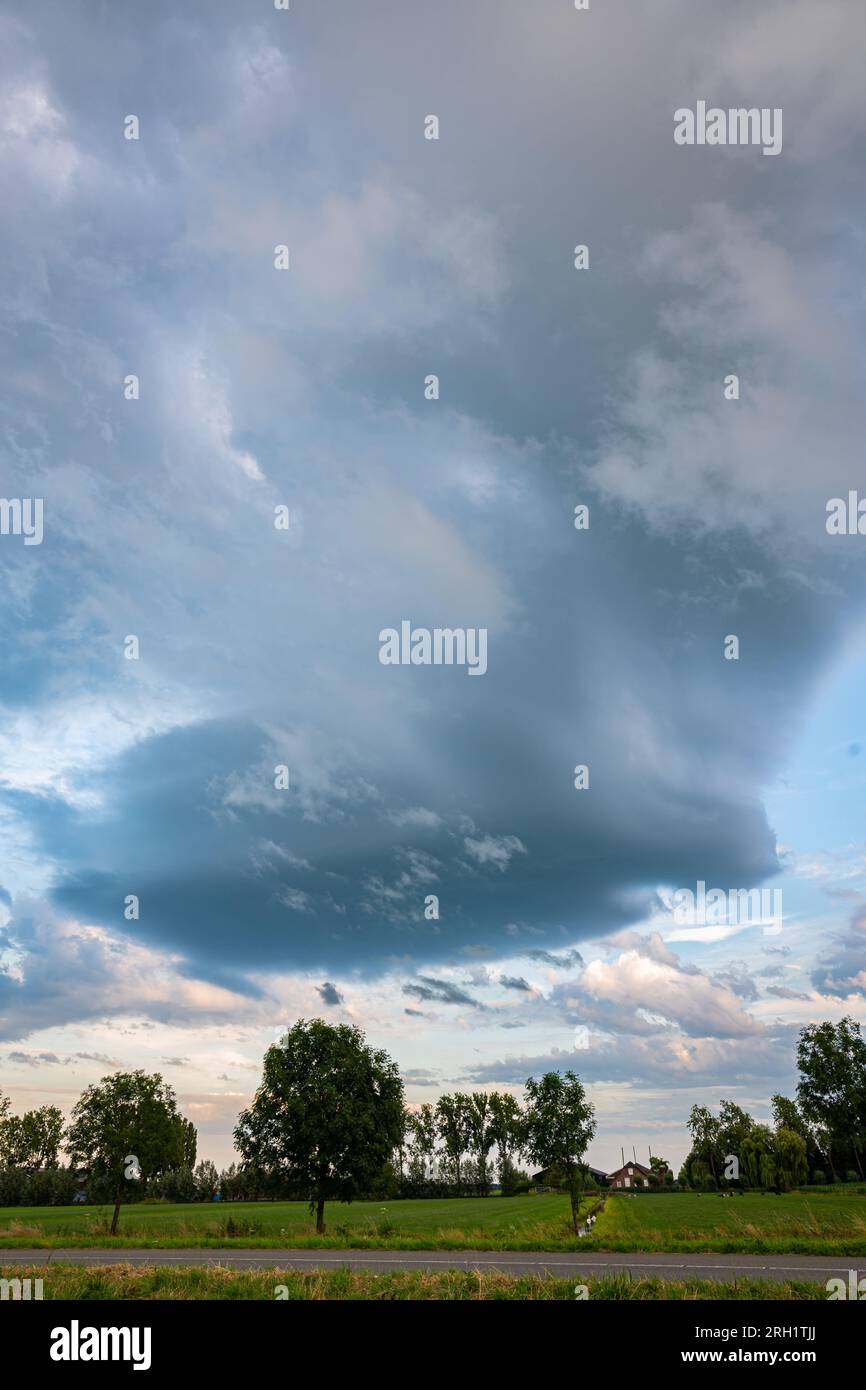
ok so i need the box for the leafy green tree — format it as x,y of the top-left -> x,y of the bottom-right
487,1092 -> 524,1192
466,1093 -> 494,1194
686,1105 -> 722,1186
771,1094 -> 823,1179
194,1159 -> 219,1201
153,1164 -> 196,1203
218,1162 -> 242,1200
771,1093 -> 807,1140
741,1123 -> 807,1192
392,1107 -> 409,1184
718,1099 -> 755,1173
521,1071 -> 596,1235
406,1103 -> 437,1184
797,1017 -> 866,1179
179,1117 -> 197,1169
692,1158 -> 715,1190
773,1127 -> 808,1192
435,1093 -> 473,1195
234,1019 -> 404,1233
741,1126 -> 771,1189
66,1071 -> 186,1234
649,1154 -> 673,1186
0,1105 -> 64,1168
759,1148 -> 777,1191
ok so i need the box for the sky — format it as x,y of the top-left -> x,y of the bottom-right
1,0 -> 865,1173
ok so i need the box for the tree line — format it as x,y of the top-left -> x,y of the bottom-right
681,1018 -> 866,1190
0,1015 -> 863,1232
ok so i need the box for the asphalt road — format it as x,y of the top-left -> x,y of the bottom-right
1,1248 -> 862,1284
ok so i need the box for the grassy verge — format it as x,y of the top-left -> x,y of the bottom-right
0,1263 -> 829,1300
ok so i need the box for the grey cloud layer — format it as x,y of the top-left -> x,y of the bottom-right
1,0 -> 865,1046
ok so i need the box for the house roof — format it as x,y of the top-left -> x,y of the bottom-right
608,1161 -> 653,1178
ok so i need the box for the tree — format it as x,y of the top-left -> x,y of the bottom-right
741,1126 -> 772,1189
194,1160 -> 219,1201
0,1106 -> 64,1168
391,1107 -> 410,1186
218,1162 -> 242,1201
772,1128 -> 808,1192
797,1018 -> 866,1179
686,1105 -> 722,1186
234,1019 -> 404,1233
487,1092 -> 524,1192
771,1093 -> 807,1141
466,1093 -> 494,1194
154,1164 -> 196,1203
435,1094 -> 473,1195
771,1093 -> 823,1179
522,1071 -> 596,1235
718,1100 -> 755,1174
179,1117 -> 197,1169
649,1154 -> 673,1186
406,1103 -> 436,1184
66,1072 -> 185,1234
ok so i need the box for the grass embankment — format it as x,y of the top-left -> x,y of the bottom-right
0,1263 -> 829,1301
0,1194 -> 591,1250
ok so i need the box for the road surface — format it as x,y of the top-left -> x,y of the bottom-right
1,1248 -> 861,1284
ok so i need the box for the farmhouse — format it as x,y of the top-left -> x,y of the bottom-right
607,1160 -> 653,1189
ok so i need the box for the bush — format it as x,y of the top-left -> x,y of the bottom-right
219,1216 -> 262,1237
501,1167 -> 532,1196
0,1167 -> 28,1205
0,1165 -> 78,1206
152,1165 -> 197,1203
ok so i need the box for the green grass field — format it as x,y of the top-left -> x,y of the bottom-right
1,1190 -> 863,1254
590,1191 -> 866,1254
0,1193 -> 587,1250
0,1263 -> 828,1301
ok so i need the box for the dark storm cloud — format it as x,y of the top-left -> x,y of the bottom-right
1,0 -> 865,1042
463,1026 -> 800,1092
401,1068 -> 439,1087
6,1050 -> 61,1066
712,966 -> 760,1002
402,977 -> 485,1010
811,910 -> 866,998
316,982 -> 344,1007
523,949 -> 585,971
